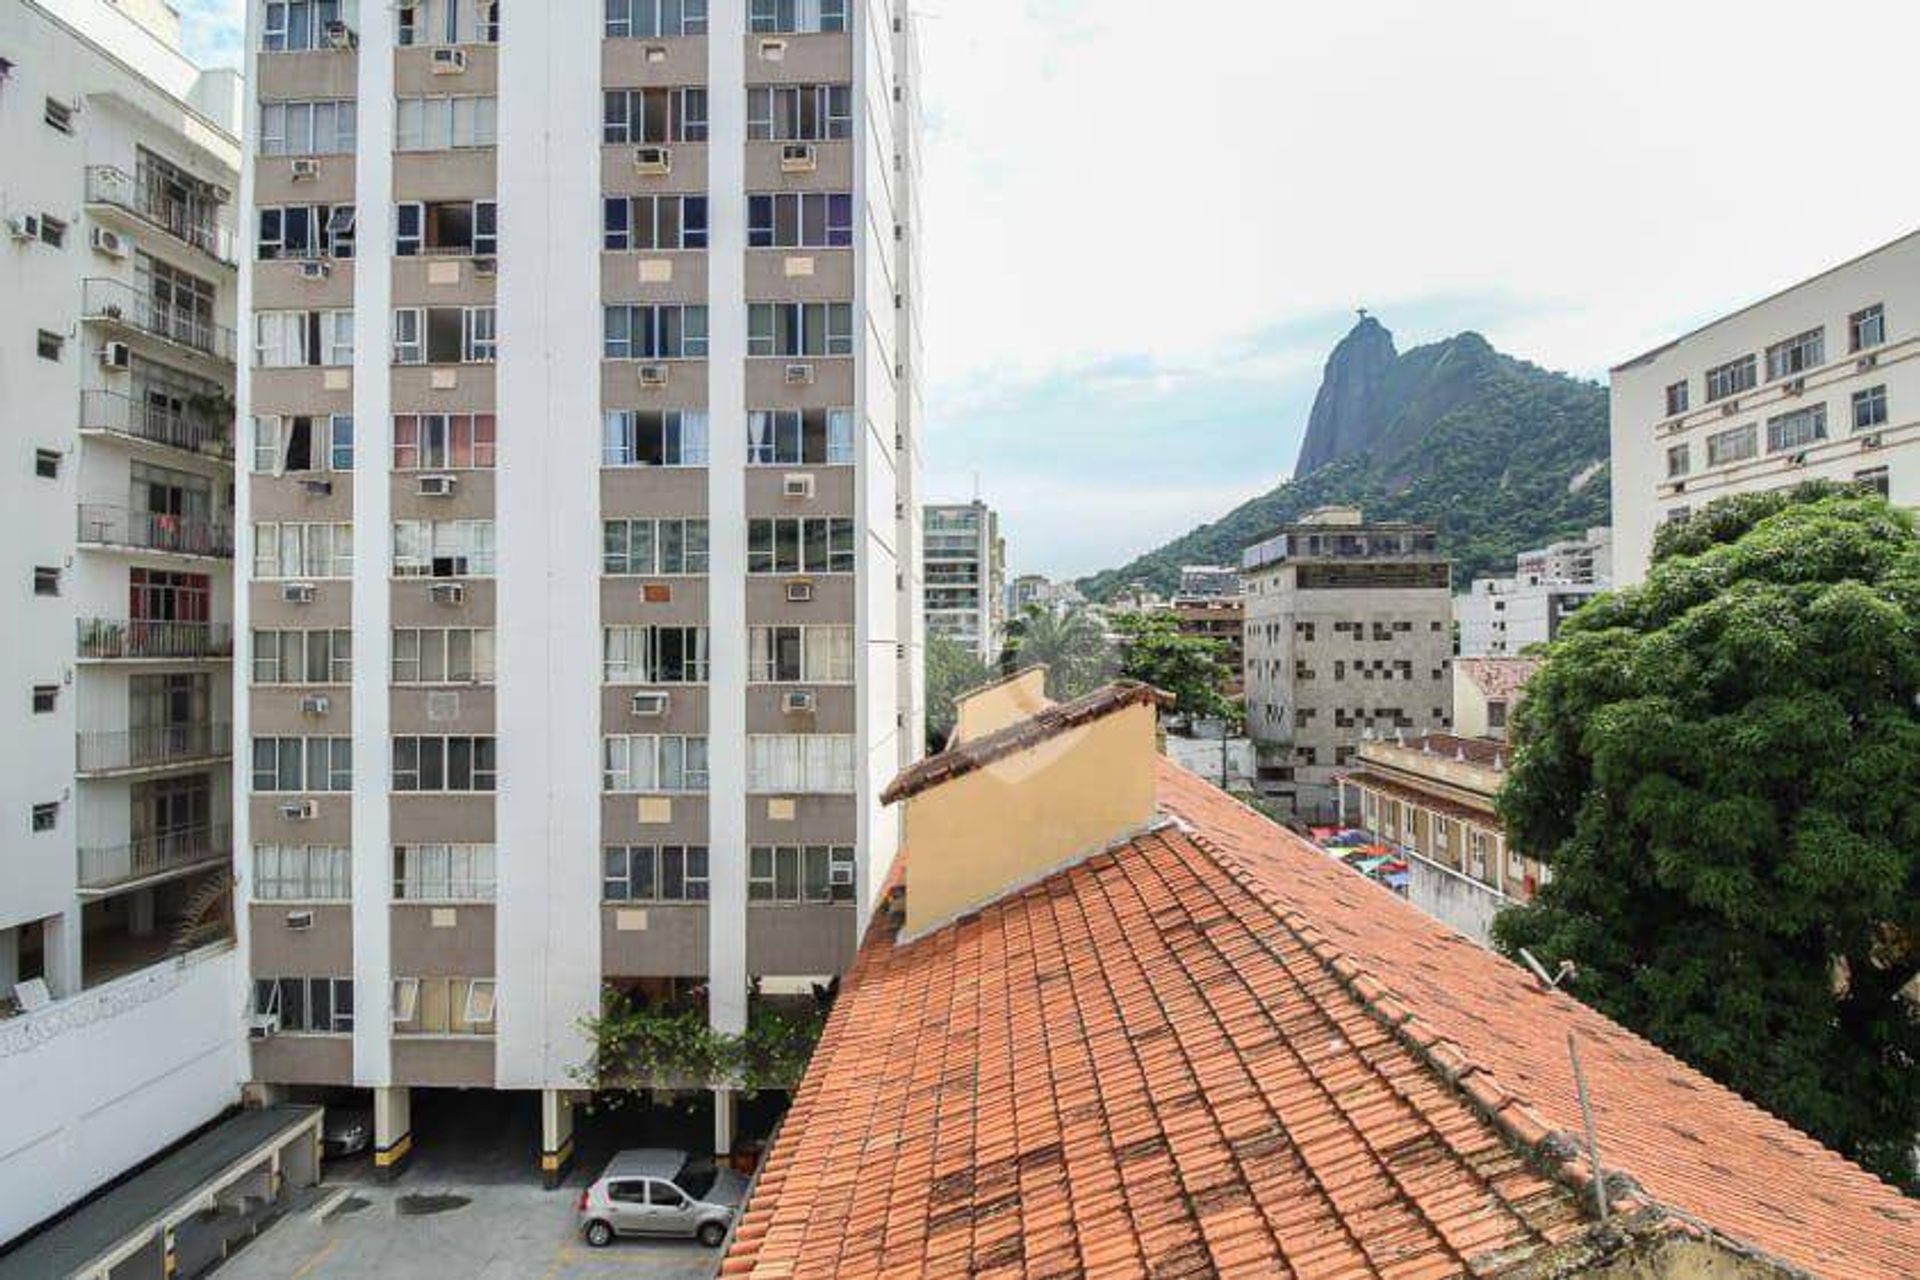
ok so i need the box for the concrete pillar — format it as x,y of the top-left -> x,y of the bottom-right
0,927 -> 18,991
128,889 -> 156,936
45,908 -> 83,997
373,1086 -> 412,1180
540,1089 -> 576,1189
713,1087 -> 737,1158
1336,779 -> 1347,827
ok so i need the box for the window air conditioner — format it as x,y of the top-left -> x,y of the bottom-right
784,363 -> 814,385
431,47 -> 468,73
1857,354 -> 1878,371
782,473 -> 815,499
282,581 -> 317,603
6,215 -> 40,241
286,910 -> 315,930
637,363 -> 669,387
473,257 -> 497,277
1720,401 -> 1738,416
299,259 -> 330,280
1782,376 -> 1805,396
300,693 -> 331,715
99,341 -> 132,370
279,799 -> 317,821
429,581 -> 466,605
211,183 -> 233,204
290,158 -> 319,179
417,473 -> 457,497
785,581 -> 814,603
633,146 -> 671,174
630,691 -> 669,717
247,1013 -> 279,1039
324,20 -> 356,48
299,477 -> 333,496
829,862 -> 854,887
1861,433 -> 1883,449
782,689 -> 817,714
90,226 -> 128,258
780,142 -> 818,173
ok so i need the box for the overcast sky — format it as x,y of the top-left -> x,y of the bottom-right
183,0 -> 1920,579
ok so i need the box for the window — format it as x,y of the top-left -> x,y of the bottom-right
395,0 -> 500,45
393,519 -> 496,576
602,88 -> 708,143
1855,466 -> 1890,498
748,409 -> 853,465
1705,424 -> 1757,468
253,310 -> 354,367
35,449 -> 61,479
37,330 -> 63,361
1852,385 -> 1888,432
748,734 -> 855,793
602,411 -> 708,466
254,977 -> 354,1033
33,566 -> 61,596
1664,380 -> 1689,417
746,193 -> 853,250
263,0 -> 345,51
602,196 -> 707,251
393,413 -> 496,470
748,0 -> 847,34
252,415 -> 355,472
1704,355 -> 1756,403
252,628 -> 353,683
254,845 -> 351,899
749,625 -> 853,682
45,97 -> 75,133
603,735 -> 709,792
602,305 -> 708,359
395,95 -> 498,150
747,302 -> 853,356
747,84 -> 851,141
749,845 -> 855,903
1666,505 -> 1692,524
394,844 -> 496,900
1765,327 -> 1825,381
1487,700 -> 1507,730
31,802 -> 58,832
602,518 -> 709,574
393,307 -> 496,364
252,736 -> 353,792
606,0 -> 708,36
392,977 -> 495,1035
36,215 -> 67,248
1665,443 -> 1690,478
259,100 -> 357,155
1849,304 -> 1885,353
32,685 -> 58,714
393,735 -> 498,792
254,522 -> 354,578
395,200 -> 497,256
392,627 -> 496,684
747,517 -> 856,574
602,845 -> 709,901
603,627 -> 710,683
1765,404 -> 1827,454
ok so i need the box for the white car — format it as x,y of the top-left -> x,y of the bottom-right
576,1149 -> 743,1249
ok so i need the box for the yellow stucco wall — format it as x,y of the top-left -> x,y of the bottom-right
952,667 -> 1053,744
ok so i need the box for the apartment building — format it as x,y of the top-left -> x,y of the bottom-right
1515,525 -> 1610,586
1242,507 -> 1451,821
0,0 -> 246,1240
1612,229 -> 1920,584
1176,563 -> 1238,598
922,499 -> 1001,661
237,0 -> 922,1172
1455,575 -> 1601,656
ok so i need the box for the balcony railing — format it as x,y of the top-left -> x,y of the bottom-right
78,825 -> 232,893
80,390 -> 234,459
77,503 -> 234,558
76,722 -> 231,774
82,278 -> 236,363
84,166 -> 236,265
77,618 -> 234,661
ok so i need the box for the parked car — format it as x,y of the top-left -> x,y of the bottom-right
321,1106 -> 371,1157
577,1149 -> 741,1248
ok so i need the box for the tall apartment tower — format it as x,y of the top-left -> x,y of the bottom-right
1241,507 -> 1452,821
1,0 -> 248,1238
923,499 -> 1003,661
237,0 -> 923,1169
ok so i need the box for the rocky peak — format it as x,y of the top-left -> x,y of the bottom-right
1294,315 -> 1399,476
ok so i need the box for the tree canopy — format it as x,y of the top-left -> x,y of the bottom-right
924,634 -> 993,753
1000,605 -> 1116,701
1110,611 -> 1237,725
1493,485 -> 1920,1189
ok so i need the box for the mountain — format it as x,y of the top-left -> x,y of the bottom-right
1079,318 -> 1611,600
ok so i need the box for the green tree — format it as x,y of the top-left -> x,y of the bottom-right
1001,605 -> 1115,700
1493,485 -> 1920,1189
924,634 -> 992,753
1111,611 -> 1236,724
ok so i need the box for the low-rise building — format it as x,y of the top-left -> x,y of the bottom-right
1454,655 -> 1541,740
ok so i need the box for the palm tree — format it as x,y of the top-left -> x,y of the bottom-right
1001,604 -> 1116,700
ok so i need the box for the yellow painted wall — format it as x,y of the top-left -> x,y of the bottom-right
952,667 -> 1052,744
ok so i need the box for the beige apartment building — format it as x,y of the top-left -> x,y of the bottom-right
236,0 -> 922,1175
1242,507 -> 1452,820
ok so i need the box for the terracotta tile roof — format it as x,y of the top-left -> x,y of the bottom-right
1337,768 -> 1495,824
880,681 -> 1172,804
1453,657 -> 1542,705
1367,732 -> 1511,771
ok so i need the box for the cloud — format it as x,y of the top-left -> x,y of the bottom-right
176,0 -> 244,66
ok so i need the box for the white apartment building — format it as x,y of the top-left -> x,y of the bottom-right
1176,564 -> 1239,599
0,0 -> 245,1242
236,0 -> 922,1174
923,499 -> 1001,661
1515,526 -> 1610,586
1455,577 -> 1602,657
1612,230 -> 1920,584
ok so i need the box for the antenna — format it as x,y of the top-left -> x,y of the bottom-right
1518,948 -> 1576,991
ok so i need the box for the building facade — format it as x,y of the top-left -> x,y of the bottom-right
1175,563 -> 1238,598
236,0 -> 922,1169
1611,230 -> 1919,585
1165,596 -> 1243,697
1242,507 -> 1451,820
1,0 -> 246,1240
1515,525 -> 1610,586
922,499 -> 1000,661
1455,575 -> 1602,656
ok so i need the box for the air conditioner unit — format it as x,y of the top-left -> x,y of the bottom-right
633,146 -> 671,175
6,214 -> 40,241
1782,376 -> 1805,396
785,581 -> 814,603
417,473 -> 457,497
630,691 -> 669,717
782,689 -> 817,714
1720,401 -> 1739,416
281,581 -> 317,603
300,693 -> 331,715
1857,354 -> 1878,371
98,341 -> 132,370
290,158 -> 319,180
324,20 -> 356,48
279,799 -> 317,821
286,910 -> 315,930
473,257 -> 497,277
299,477 -> 333,496
299,259 -> 330,280
1788,451 -> 1808,466
784,363 -> 814,385
429,581 -> 466,605
90,226 -> 128,258
829,861 -> 854,887
431,47 -> 468,73
782,473 -> 815,499
637,363 -> 669,388
780,142 -> 818,173
210,183 -> 233,204
247,1013 -> 279,1040
1861,433 -> 1883,449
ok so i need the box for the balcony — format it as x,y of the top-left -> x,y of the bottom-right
77,503 -> 234,559
84,165 -> 236,266
76,722 -> 231,776
78,825 -> 232,896
82,278 -> 236,364
80,389 -> 234,460
77,618 -> 234,661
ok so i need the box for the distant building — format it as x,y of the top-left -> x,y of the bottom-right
1242,507 -> 1452,820
1165,597 -> 1244,697
1611,229 -> 1919,585
1516,526 -> 1611,585
1176,564 -> 1240,598
1453,656 -> 1542,741
924,501 -> 1004,661
1456,576 -> 1604,656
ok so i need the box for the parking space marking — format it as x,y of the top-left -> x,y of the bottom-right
288,1239 -> 339,1280
308,1189 -> 352,1223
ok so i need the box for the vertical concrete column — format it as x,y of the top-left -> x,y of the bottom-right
46,908 -> 82,997
373,1086 -> 412,1180
540,1089 -> 576,1189
712,1086 -> 737,1159
128,888 -> 156,935
0,927 -> 18,991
